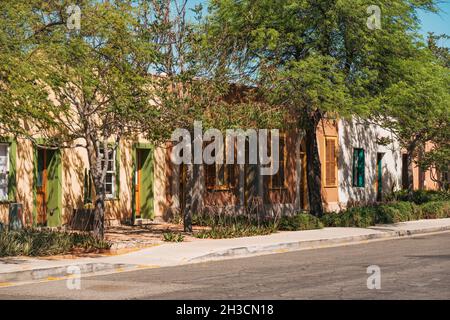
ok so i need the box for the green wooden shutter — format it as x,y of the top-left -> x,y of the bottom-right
140,148 -> 154,219
352,149 -> 358,187
83,168 -> 93,204
115,146 -> 120,199
358,149 -> 365,187
132,146 -> 137,221
46,149 -> 62,227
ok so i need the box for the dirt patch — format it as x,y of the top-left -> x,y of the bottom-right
105,222 -> 209,249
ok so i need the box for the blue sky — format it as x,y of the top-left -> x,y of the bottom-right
417,2 -> 449,46
188,0 -> 449,47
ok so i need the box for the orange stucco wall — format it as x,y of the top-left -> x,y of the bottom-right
412,142 -> 440,191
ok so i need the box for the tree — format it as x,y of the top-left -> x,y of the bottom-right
263,55 -> 349,216
29,0 -> 162,239
134,0 -> 282,231
205,0 -> 438,216
416,33 -> 450,190
0,1 -> 58,136
419,131 -> 450,190
1,0 -> 284,235
130,0 -> 211,232
427,33 -> 450,68
380,57 -> 449,193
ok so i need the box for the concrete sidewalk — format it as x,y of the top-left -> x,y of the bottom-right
1,218 -> 450,286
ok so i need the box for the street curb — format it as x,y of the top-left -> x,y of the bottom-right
368,225 -> 450,236
0,262 -> 137,284
188,226 -> 450,263
1,225 -> 449,285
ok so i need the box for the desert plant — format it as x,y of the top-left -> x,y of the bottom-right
194,223 -> 277,239
162,232 -> 185,242
0,229 -> 111,257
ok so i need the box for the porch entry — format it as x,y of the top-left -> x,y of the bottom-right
134,148 -> 154,219
35,148 -> 62,227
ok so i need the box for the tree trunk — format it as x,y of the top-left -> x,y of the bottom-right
182,127 -> 195,233
86,138 -> 107,239
406,147 -> 415,198
93,192 -> 105,239
304,111 -> 324,217
91,168 -> 106,239
183,163 -> 193,232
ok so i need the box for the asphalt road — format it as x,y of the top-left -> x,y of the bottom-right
0,232 -> 449,300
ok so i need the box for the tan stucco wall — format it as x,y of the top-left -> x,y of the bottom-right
153,143 -> 173,220
0,138 -> 34,226
61,139 -> 135,225
0,135 -> 171,227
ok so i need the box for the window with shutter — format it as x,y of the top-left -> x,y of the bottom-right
269,134 -> 287,189
0,144 -> 9,201
99,148 -> 117,198
325,138 -> 337,187
204,138 -> 236,190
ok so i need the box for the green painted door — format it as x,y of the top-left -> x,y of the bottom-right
136,149 -> 154,219
36,149 -> 62,227
46,149 -> 62,227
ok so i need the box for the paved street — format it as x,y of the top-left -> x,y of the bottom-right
0,232 -> 449,300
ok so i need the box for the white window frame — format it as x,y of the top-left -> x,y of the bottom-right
0,143 -> 10,201
100,148 -> 116,199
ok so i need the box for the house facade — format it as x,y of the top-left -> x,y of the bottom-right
0,117 -> 441,228
0,135 -> 174,227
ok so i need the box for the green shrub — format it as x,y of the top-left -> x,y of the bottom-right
193,213 -> 324,239
322,207 -> 378,228
322,201 -> 448,228
420,201 -> 450,219
321,212 -> 341,227
376,201 -> 418,224
279,213 -> 323,231
192,200 -> 450,238
0,229 -> 111,257
341,207 -> 378,227
392,190 -> 450,204
162,232 -> 185,242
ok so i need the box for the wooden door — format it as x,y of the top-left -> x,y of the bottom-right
36,149 -> 47,226
135,150 -> 141,218
36,148 -> 61,227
